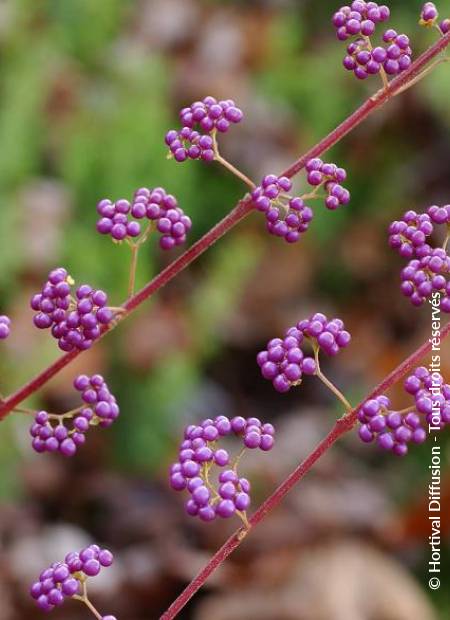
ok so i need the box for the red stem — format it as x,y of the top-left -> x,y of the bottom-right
160,320 -> 450,619
0,31 -> 448,421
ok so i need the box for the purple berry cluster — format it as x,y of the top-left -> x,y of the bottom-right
0,315 -> 11,339
165,96 -> 243,164
257,313 -> 351,393
343,31 -> 411,79
251,161 -> 350,244
251,175 -> 313,244
333,3 -> 414,80
358,367 -> 450,456
380,30 -> 412,75
30,375 -> 119,457
179,97 -> 243,133
97,187 -> 192,250
305,159 -> 350,210
170,415 -> 275,522
30,544 -> 114,613
31,268 -> 114,352
389,205 -> 450,312
332,2 -> 391,40
165,128 -> 215,163
388,209 -> 434,259
400,248 -> 450,312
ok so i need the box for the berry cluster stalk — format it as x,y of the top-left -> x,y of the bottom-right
0,31 -> 448,422
160,319 -> 450,620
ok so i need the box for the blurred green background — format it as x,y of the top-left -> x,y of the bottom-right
0,0 -> 449,618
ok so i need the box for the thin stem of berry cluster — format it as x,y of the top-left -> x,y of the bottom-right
0,32 -> 448,422
313,345 -> 353,412
212,131 -> 255,189
160,319 -> 450,620
128,244 -> 139,298
73,582 -> 102,619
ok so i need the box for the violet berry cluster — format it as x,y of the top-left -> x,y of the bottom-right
97,187 -> 192,250
257,313 -> 351,393
29,374 -> 119,457
334,2 -> 413,80
170,415 -> 275,522
31,268 -> 114,351
358,367 -> 450,456
251,175 -> 313,244
419,2 -> 450,34
165,96 -> 243,163
343,31 -> 411,80
333,2 -> 391,40
30,544 -> 114,615
251,160 -> 349,244
389,205 -> 450,312
0,315 -> 11,339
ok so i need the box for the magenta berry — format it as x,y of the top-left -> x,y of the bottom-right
97,187 -> 192,251
420,2 -> 439,26
357,367 -> 450,456
30,375 -> 119,456
31,544 -> 114,614
31,268 -> 115,351
170,415 -> 275,523
257,313 -> 351,393
0,315 -> 11,339
440,18 -> 450,34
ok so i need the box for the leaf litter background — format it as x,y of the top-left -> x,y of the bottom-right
0,0 -> 449,618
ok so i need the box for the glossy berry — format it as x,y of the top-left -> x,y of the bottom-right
251,175 -> 313,244
170,415 -> 275,522
97,187 -> 192,251
31,544 -> 114,614
30,375 -> 119,456
257,313 -> 351,393
0,315 -> 11,339
31,268 -> 114,352
420,2 -> 438,25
